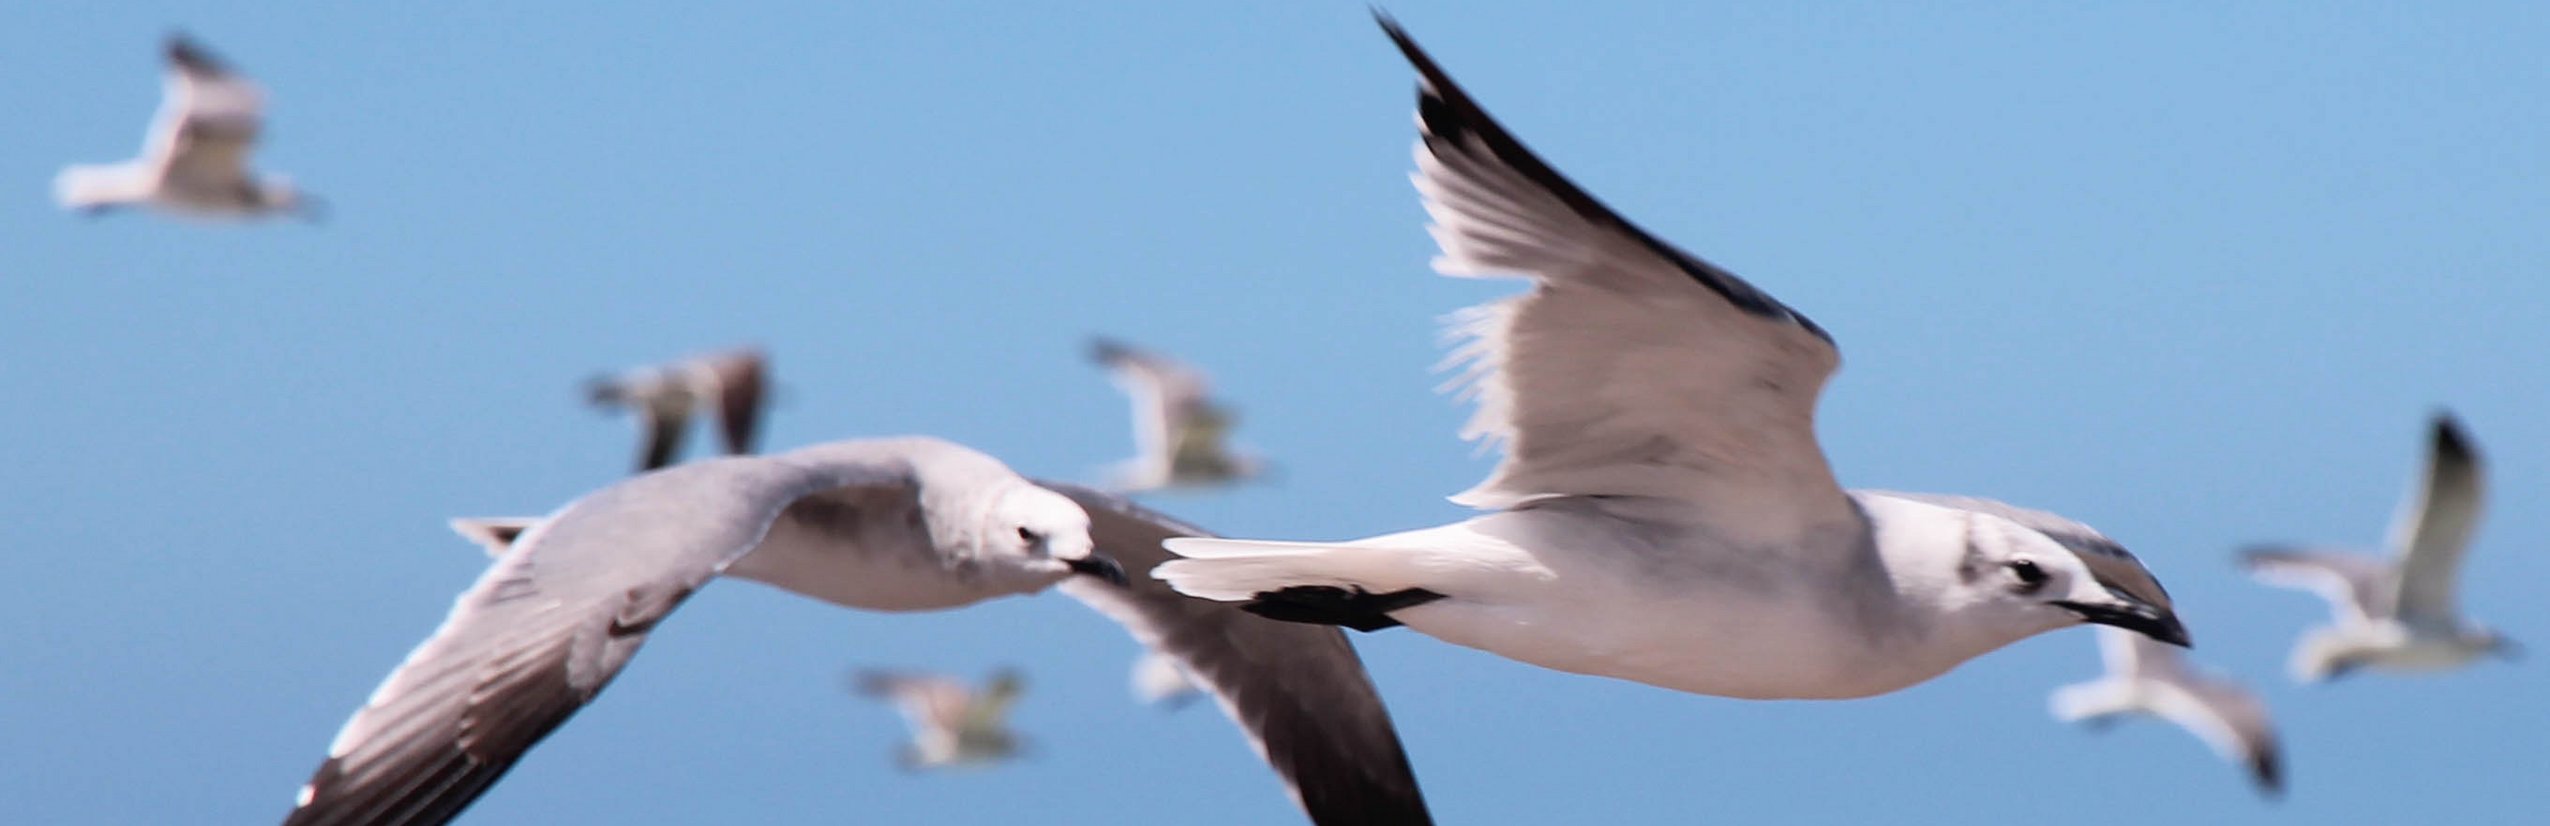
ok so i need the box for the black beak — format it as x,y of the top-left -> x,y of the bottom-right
1066,553 -> 1128,587
2058,596 -> 2191,648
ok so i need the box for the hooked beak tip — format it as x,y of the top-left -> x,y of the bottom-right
1066,553 -> 1128,587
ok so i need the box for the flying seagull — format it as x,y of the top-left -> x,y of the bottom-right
2050,627 -> 2283,797
2240,412 -> 2517,681
853,668 -> 1029,770
283,436 -> 1431,826
1157,17 -> 2186,704
1089,337 -> 1265,493
56,33 -> 318,220
586,347 -> 769,472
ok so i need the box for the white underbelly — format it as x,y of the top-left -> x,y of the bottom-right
1395,591 -> 1912,700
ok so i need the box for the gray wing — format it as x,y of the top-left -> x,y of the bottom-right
853,670 -> 978,735
1043,482 -> 1434,826
585,370 -> 693,472
153,34 -> 265,191
2241,545 -> 2393,623
2143,669 -> 2284,797
1381,20 -> 1849,547
283,457 -> 896,826
2388,412 -> 2486,622
1878,492 -> 2175,617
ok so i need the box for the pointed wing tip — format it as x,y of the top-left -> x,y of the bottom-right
2429,409 -> 2479,464
1088,336 -> 1135,364
2250,747 -> 2285,799
164,33 -> 224,73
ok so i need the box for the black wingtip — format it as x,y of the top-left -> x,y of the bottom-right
2250,746 -> 2285,800
2429,408 -> 2477,464
164,32 -> 223,73
1087,336 -> 1134,365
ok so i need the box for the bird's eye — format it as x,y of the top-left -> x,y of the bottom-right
1017,527 -> 1042,545
2010,559 -> 2048,591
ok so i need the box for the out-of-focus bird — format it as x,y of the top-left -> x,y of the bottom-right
56,33 -> 319,220
2051,627 -> 2284,797
853,668 -> 1029,770
2242,411 -> 2519,681
1089,337 -> 1264,493
586,347 -> 768,472
1130,651 -> 1203,709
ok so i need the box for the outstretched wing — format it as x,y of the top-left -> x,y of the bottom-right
1045,482 -> 1435,825
2143,672 -> 2284,797
2389,412 -> 2486,623
1382,19 -> 1850,550
2241,545 -> 2393,623
153,34 -> 265,193
702,349 -> 769,458
282,457 -> 896,826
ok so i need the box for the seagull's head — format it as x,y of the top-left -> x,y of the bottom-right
1919,507 -> 2188,649
987,485 -> 1119,586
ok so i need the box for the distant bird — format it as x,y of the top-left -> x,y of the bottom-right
1156,17 -> 2187,704
284,436 -> 1433,826
55,33 -> 318,220
853,668 -> 1028,770
586,347 -> 768,472
1129,651 -> 1203,709
2241,412 -> 2518,681
1089,337 -> 1264,493
2050,627 -> 2283,797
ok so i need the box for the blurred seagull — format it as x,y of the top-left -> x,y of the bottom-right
853,668 -> 1028,770
1130,651 -> 1203,709
284,436 -> 1432,826
2050,627 -> 2283,797
55,33 -> 318,220
2241,412 -> 2518,681
586,347 -> 769,472
1157,18 -> 2187,704
1089,337 -> 1264,493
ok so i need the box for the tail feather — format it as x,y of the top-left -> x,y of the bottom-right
1156,538 -> 1391,602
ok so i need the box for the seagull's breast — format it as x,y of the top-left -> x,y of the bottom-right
1389,507 -> 1910,699
725,500 -> 1061,612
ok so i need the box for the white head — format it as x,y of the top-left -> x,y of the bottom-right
1870,495 -> 2188,659
974,483 -> 1116,587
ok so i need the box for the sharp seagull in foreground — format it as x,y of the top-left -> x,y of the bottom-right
1158,17 -> 2188,704
1090,337 -> 1265,493
2050,627 -> 2283,797
282,436 -> 1431,826
586,347 -> 769,472
2240,412 -> 2517,681
854,668 -> 1029,770
56,34 -> 318,220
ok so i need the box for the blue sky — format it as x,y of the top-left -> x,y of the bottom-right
4,2 -> 2545,824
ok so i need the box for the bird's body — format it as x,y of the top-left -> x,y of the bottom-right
2242,413 -> 2515,681
284,436 -> 1430,826
2050,627 -> 2283,795
586,347 -> 769,472
57,35 -> 316,220
1157,18 -> 2186,702
855,669 -> 1028,770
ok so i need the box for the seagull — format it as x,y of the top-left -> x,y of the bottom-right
586,347 -> 769,472
853,668 -> 1030,770
2240,412 -> 2518,681
1155,17 -> 2187,704
1089,337 -> 1264,493
55,33 -> 318,220
282,436 -> 1431,826
2050,627 -> 2283,797
1130,650 -> 1204,709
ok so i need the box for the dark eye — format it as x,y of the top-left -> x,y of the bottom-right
1017,527 -> 1042,544
2010,559 -> 2048,591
